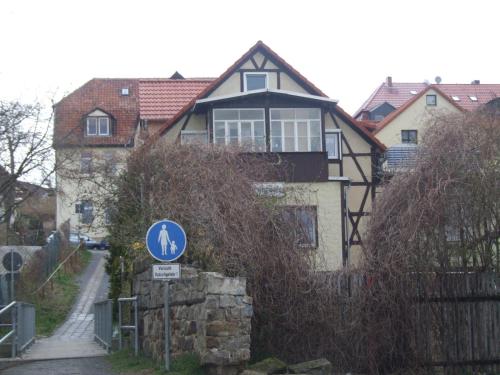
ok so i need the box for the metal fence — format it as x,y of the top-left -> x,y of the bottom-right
118,296 -> 138,356
43,231 -> 62,279
17,302 -> 35,353
94,299 -> 113,352
0,301 -> 36,358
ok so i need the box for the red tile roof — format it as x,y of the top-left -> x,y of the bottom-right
139,79 -> 214,120
54,79 -> 139,147
355,82 -> 428,118
356,80 -> 500,119
53,78 -> 215,147
433,84 -> 500,111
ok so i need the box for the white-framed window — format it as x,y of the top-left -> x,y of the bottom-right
282,206 -> 318,248
325,129 -> 342,159
80,152 -> 92,174
426,94 -> 437,106
244,72 -> 268,91
213,109 -> 266,151
181,130 -> 209,145
86,117 -> 110,136
270,108 -> 322,152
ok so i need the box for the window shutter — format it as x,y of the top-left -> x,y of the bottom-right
75,203 -> 82,214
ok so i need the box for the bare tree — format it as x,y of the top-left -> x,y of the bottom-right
358,109 -> 500,372
0,100 -> 55,236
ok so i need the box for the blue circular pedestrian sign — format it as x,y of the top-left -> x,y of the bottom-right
146,220 -> 187,262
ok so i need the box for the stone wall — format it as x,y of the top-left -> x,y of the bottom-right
133,259 -> 252,374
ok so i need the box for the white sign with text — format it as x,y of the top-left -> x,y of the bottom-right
152,263 -> 181,280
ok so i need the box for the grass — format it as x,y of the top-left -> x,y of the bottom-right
27,249 -> 92,336
108,350 -> 204,375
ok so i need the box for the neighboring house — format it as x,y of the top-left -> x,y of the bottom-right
53,41 -> 385,270
355,77 -> 500,148
0,165 -> 55,244
53,76 -> 214,240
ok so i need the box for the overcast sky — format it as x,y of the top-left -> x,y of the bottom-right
0,0 -> 498,114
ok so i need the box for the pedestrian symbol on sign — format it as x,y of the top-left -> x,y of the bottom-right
146,220 -> 187,262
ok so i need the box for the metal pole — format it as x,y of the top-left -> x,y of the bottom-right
118,300 -> 122,350
11,303 -> 16,358
10,248 -> 14,302
107,300 -> 112,352
134,299 -> 138,357
164,281 -> 170,371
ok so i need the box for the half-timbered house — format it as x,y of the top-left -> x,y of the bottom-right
155,41 -> 385,269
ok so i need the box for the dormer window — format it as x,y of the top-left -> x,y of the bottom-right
86,116 -> 110,136
244,72 -> 268,91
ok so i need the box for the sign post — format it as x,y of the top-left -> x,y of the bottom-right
146,219 -> 187,372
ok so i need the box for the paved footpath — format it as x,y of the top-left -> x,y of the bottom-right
1,357 -> 114,375
21,250 -> 110,361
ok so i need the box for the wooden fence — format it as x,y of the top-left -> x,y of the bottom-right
413,272 -> 500,373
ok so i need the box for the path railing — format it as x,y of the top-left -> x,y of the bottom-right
118,296 -> 138,356
16,302 -> 35,353
94,299 -> 113,352
0,301 -> 36,358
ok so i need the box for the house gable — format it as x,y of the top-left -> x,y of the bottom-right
375,86 -> 464,147
205,41 -> 326,98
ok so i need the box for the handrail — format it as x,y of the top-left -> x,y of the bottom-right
0,301 -> 16,316
117,296 -> 137,302
118,296 -> 138,356
0,301 -> 36,358
0,301 -> 16,358
0,330 -> 14,345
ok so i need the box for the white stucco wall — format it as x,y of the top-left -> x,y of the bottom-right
375,89 -> 462,147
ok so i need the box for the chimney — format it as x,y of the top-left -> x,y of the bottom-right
386,76 -> 393,87
471,80 -> 480,85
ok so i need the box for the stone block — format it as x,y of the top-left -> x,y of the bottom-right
242,304 -> 253,318
249,357 -> 287,374
220,295 -> 237,308
241,370 -> 267,375
201,348 -> 232,365
186,320 -> 197,335
205,295 -> 219,309
206,320 -> 239,337
288,358 -> 332,375
206,336 -> 220,349
204,272 -> 246,296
